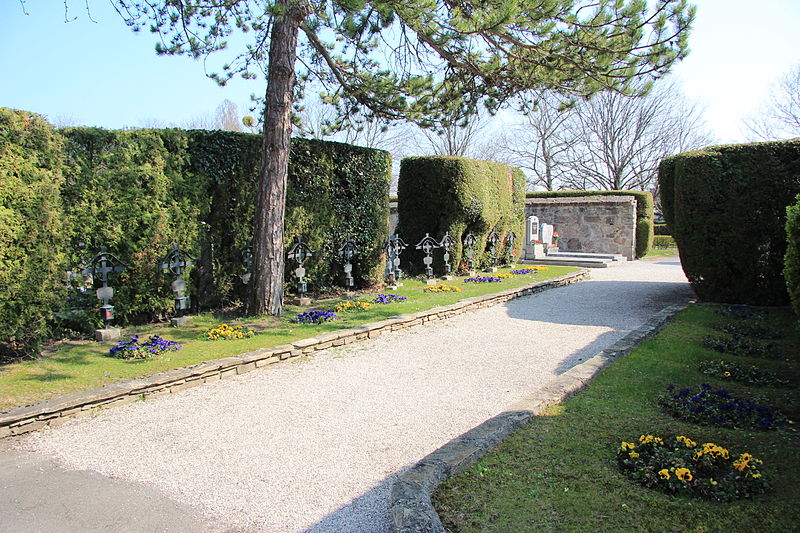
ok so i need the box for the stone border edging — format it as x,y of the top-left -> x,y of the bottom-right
389,303 -> 688,533
0,270 -> 589,439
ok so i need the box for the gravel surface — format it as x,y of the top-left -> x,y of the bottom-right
24,258 -> 691,532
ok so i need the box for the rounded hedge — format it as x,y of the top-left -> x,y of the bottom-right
785,194 -> 800,317
0,109 -> 67,358
659,139 -> 800,305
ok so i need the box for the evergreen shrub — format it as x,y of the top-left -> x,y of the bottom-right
397,156 -> 525,273
0,109 -> 67,358
785,194 -> 800,317
659,139 -> 800,305
525,190 -> 654,258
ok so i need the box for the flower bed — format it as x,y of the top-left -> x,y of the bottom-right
333,301 -> 373,312
463,276 -> 501,283
703,335 -> 776,358
660,384 -> 789,430
714,321 -> 779,340
510,268 -> 538,275
617,434 -> 769,501
424,284 -> 462,293
292,310 -> 337,324
372,293 -> 407,304
205,324 -> 255,340
700,360 -> 789,387
109,335 -> 182,360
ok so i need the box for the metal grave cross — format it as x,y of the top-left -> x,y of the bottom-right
415,233 -> 441,279
241,242 -> 253,285
463,233 -> 477,271
159,243 -> 196,315
383,234 -> 408,283
439,232 -> 456,274
504,230 -> 518,264
80,246 -> 127,328
487,230 -> 500,267
287,236 -> 314,297
338,236 -> 358,289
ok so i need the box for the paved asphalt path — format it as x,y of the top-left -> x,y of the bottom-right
2,257 -> 692,532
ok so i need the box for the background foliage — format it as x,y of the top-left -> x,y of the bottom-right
525,190 -> 654,258
0,109 -> 67,358
0,109 -> 390,353
659,138 -> 800,305
397,156 -> 526,273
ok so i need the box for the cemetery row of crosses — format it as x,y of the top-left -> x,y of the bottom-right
78,229 -> 521,337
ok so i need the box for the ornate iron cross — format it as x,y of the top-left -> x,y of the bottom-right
439,232 -> 456,274
383,234 -> 408,283
338,236 -> 358,289
415,233 -> 441,279
241,242 -> 253,285
80,246 -> 127,328
159,243 -> 196,315
287,236 -> 314,297
504,230 -> 518,264
487,230 -> 500,267
463,233 -> 477,271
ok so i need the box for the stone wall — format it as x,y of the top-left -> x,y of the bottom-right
524,196 -> 637,260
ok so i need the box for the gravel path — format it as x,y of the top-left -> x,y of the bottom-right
24,258 -> 691,532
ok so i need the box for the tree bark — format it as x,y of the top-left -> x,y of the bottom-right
248,0 -> 308,316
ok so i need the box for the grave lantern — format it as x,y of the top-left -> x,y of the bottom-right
439,232 -> 456,274
338,236 -> 358,289
415,233 -> 441,279
159,243 -> 196,317
79,247 -> 127,329
463,233 -> 477,271
383,234 -> 408,283
287,236 -> 314,298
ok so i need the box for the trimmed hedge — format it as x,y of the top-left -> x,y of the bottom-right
654,224 -> 671,235
659,138 -> 800,305
525,190 -> 654,258
653,235 -> 677,249
0,109 -> 391,352
0,109 -> 67,358
785,194 -> 800,317
397,157 -> 525,273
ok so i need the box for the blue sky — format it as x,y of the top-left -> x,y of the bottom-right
2,0 -> 799,143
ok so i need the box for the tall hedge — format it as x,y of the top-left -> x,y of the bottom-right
58,128 -> 391,320
397,156 -> 526,273
659,139 -> 800,305
784,194 -> 800,317
525,190 -> 654,259
0,109 -> 67,358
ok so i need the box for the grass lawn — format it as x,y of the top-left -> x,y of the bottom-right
643,248 -> 679,259
433,304 -> 800,532
0,266 -> 574,412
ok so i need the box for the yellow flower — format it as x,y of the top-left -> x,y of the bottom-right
639,434 -> 655,444
723,371 -> 731,377
676,435 -> 697,448
675,468 -> 693,482
710,479 -> 718,486
629,452 -> 640,458
658,469 -> 670,480
620,441 -> 636,451
751,473 -> 762,479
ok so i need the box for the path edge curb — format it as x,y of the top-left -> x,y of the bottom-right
389,302 -> 689,533
0,270 -> 590,439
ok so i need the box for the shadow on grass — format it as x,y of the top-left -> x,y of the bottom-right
21,372 -> 72,382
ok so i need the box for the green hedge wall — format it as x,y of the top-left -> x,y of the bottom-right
0,109 -> 391,352
525,190 -> 654,258
397,156 -> 525,273
659,138 -> 800,305
783,194 -> 800,317
0,109 -> 67,358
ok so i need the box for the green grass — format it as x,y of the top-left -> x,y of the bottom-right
433,305 -> 800,532
0,266 -> 574,412
643,248 -> 679,259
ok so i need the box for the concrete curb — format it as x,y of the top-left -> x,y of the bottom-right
0,270 -> 589,439
389,303 -> 688,533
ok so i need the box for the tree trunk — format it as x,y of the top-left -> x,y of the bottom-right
247,0 -> 308,316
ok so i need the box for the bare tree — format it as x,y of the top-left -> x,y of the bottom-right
499,93 -> 579,190
561,81 -> 713,191
742,63 -> 800,140
184,99 -> 244,131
